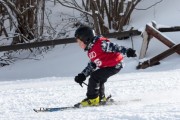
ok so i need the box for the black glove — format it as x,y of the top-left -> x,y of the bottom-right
74,73 -> 86,86
126,48 -> 137,57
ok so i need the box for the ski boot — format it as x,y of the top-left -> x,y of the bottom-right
74,96 -> 99,107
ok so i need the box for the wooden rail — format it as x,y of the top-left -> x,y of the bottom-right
0,30 -> 141,52
137,44 -> 180,69
146,25 -> 180,54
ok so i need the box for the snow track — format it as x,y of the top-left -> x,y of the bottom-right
0,70 -> 180,120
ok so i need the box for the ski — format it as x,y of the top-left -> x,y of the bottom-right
33,95 -> 113,113
33,100 -> 114,113
33,106 -> 78,112
33,95 -> 141,113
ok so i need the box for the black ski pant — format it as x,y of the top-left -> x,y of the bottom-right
86,67 -> 121,99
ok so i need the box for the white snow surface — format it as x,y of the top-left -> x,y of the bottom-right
0,0 -> 180,120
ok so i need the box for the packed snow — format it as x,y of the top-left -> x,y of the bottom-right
0,0 -> 180,120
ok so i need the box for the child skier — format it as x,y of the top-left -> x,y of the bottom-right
74,26 -> 136,107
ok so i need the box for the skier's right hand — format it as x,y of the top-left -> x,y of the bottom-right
74,73 -> 86,86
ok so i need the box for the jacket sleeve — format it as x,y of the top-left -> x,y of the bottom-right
81,61 -> 96,77
101,40 -> 127,55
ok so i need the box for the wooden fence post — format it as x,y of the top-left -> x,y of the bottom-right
139,30 -> 151,59
139,22 -> 156,59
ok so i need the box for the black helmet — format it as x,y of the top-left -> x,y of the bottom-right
74,26 -> 96,45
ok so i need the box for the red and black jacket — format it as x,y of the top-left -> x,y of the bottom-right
82,36 -> 127,77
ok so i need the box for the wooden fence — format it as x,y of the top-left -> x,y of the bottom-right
0,30 -> 141,52
0,25 -> 180,53
137,24 -> 180,69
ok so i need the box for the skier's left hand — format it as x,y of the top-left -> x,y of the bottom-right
126,48 -> 137,57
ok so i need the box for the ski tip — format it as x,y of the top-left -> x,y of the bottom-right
33,109 -> 38,113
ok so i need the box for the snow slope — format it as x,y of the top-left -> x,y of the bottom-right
0,0 -> 180,119
0,69 -> 180,120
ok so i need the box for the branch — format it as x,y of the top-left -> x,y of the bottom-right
56,0 -> 92,16
2,0 -> 22,16
135,0 -> 163,10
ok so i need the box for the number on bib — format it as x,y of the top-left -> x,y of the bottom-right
94,59 -> 102,67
